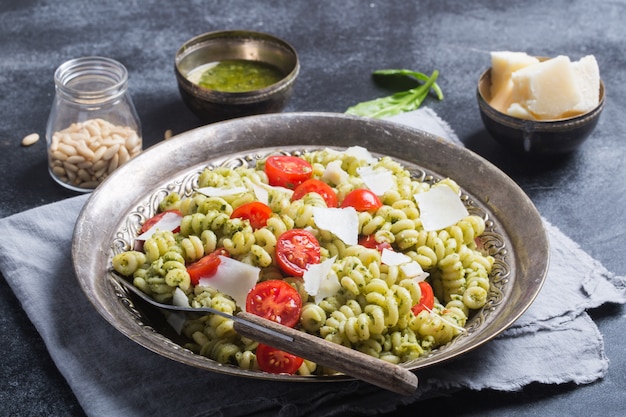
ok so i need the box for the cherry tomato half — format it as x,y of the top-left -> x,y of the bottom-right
230,201 -> 273,229
411,281 -> 435,316
186,248 -> 230,286
265,155 -> 313,189
358,235 -> 393,253
256,343 -> 304,375
140,210 -> 182,234
340,189 -> 383,212
276,229 -> 321,277
246,280 -> 302,327
292,179 -> 338,208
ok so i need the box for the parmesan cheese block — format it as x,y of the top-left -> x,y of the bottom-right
509,55 -> 583,120
570,55 -> 601,115
490,51 -> 539,113
489,51 -> 600,121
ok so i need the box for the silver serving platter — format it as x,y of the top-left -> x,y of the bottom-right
72,112 -> 548,382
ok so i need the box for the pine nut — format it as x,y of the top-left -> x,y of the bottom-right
79,180 -> 100,189
52,166 -> 66,176
92,159 -> 107,172
126,132 -> 140,149
50,135 -> 60,151
77,168 -> 91,182
93,146 -> 107,161
60,132 -> 74,142
107,153 -> 119,174
58,142 -> 78,156
118,145 -> 130,165
102,143 -> 120,160
94,166 -> 107,178
21,133 -> 40,147
76,141 -> 95,159
66,168 -> 77,182
66,155 -> 86,164
63,161 -> 79,173
85,122 -> 101,137
112,133 -> 126,143
130,144 -> 142,155
52,150 -> 68,161
77,161 -> 94,170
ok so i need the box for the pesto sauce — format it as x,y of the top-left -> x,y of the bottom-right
192,60 -> 284,92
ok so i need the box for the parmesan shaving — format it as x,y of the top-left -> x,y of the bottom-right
303,256 -> 339,303
381,249 -> 428,280
245,178 -> 294,204
250,182 -> 269,205
167,288 -> 189,334
198,256 -> 260,308
357,166 -> 395,196
414,186 -> 469,231
322,160 -> 349,186
381,248 -> 412,266
135,211 -> 182,241
400,262 -> 429,281
172,288 -> 190,307
345,145 -> 376,163
312,206 -> 359,246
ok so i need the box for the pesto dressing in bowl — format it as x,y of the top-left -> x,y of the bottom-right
188,60 -> 284,92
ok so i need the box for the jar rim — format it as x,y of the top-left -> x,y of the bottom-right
54,56 -> 129,101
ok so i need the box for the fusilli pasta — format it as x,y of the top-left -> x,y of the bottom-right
111,146 -> 496,375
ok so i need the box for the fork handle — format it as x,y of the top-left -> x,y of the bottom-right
234,311 -> 418,396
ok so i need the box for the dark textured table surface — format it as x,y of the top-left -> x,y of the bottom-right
2,1 -> 625,416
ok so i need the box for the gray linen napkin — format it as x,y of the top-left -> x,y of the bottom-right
1,109 -> 624,417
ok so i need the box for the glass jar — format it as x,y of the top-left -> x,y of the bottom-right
46,56 -> 142,192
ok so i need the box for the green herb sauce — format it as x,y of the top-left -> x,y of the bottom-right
190,60 -> 284,92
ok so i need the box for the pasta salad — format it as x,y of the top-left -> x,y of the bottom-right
111,146 -> 494,376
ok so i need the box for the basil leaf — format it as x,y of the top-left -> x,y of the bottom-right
346,69 -> 443,118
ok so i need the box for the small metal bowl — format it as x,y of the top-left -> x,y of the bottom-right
477,67 -> 605,155
175,30 -> 299,123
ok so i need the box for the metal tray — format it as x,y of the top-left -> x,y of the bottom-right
72,112 -> 548,382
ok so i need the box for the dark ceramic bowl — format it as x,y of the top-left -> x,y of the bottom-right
477,68 -> 605,155
175,30 -> 299,123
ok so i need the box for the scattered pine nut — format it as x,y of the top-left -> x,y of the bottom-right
21,133 -> 40,147
164,129 -> 173,140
